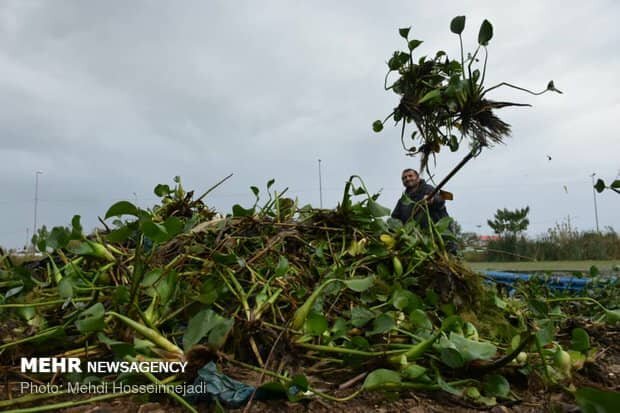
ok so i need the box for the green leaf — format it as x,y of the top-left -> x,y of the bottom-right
305,312 -> 328,336
594,179 -> 606,193
46,227 -> 71,250
291,374 -> 309,392
387,51 -> 409,71
163,216 -> 184,237
408,40 -> 423,51
482,374 -> 510,398
350,336 -> 370,350
611,180 -> 620,189
398,27 -> 410,39
154,184 -> 171,197
331,318 -> 348,339
605,309 -> 620,324
372,120 -> 384,132
442,315 -> 463,331
450,16 -> 466,35
105,201 -> 139,219
155,271 -> 177,305
97,333 -> 135,358
478,19 -> 493,45
368,200 -> 391,217
351,306 -> 375,327
75,303 -> 105,333
418,89 -> 441,104
183,309 -> 233,350
106,225 -> 133,243
441,347 -> 465,368
449,333 -> 497,361
232,204 -> 255,217
528,299 -> 549,317
575,387 -> 620,413
410,309 -> 433,331
367,314 -> 395,336
58,277 -> 73,299
70,215 -> 83,238
112,286 -> 130,306
196,278 -> 221,305
343,276 -> 374,292
274,256 -> 289,277
392,289 -> 421,312
207,320 -> 234,350
257,381 -> 288,398
401,364 -> 427,380
140,220 -> 169,243
536,320 -> 555,346
571,328 -> 590,352
267,179 -> 275,189
363,369 -> 401,391
250,186 -> 259,197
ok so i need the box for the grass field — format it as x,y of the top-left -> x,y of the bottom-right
467,260 -> 619,273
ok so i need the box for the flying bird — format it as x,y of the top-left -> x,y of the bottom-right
563,185 -> 568,194
546,155 -> 552,161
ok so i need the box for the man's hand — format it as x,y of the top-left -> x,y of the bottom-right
423,194 -> 435,204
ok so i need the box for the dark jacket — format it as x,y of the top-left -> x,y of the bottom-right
391,180 -> 449,227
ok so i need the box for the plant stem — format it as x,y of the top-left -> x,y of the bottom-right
0,327 -> 63,351
108,311 -> 183,356
0,391 -> 69,409
226,358 -> 364,402
296,342 -> 403,357
125,356 -> 197,413
1,392 -> 132,413
0,298 -> 91,308
535,337 -> 552,385
546,297 -> 607,311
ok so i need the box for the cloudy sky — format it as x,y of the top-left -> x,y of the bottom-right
0,0 -> 618,249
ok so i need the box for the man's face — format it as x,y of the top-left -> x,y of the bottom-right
401,170 -> 419,189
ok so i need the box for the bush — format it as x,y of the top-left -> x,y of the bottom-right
483,224 -> 620,261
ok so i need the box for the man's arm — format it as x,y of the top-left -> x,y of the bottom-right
422,184 -> 445,209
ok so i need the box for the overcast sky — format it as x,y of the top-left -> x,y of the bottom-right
1,0 -> 618,249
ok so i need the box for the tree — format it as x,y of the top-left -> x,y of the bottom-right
487,206 -> 530,237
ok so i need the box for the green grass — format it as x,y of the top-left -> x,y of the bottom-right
467,260 -> 619,273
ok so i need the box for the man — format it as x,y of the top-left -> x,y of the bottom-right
391,168 -> 449,228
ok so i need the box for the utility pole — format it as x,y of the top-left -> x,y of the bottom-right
318,159 -> 323,208
33,170 -> 43,248
590,173 -> 600,232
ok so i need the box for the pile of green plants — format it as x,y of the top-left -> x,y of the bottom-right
0,176 -> 618,412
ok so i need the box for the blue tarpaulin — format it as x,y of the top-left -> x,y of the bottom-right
482,271 -> 617,293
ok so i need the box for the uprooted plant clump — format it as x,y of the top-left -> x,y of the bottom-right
0,175 -> 618,412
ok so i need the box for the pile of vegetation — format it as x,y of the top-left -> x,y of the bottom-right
0,176 -> 618,412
